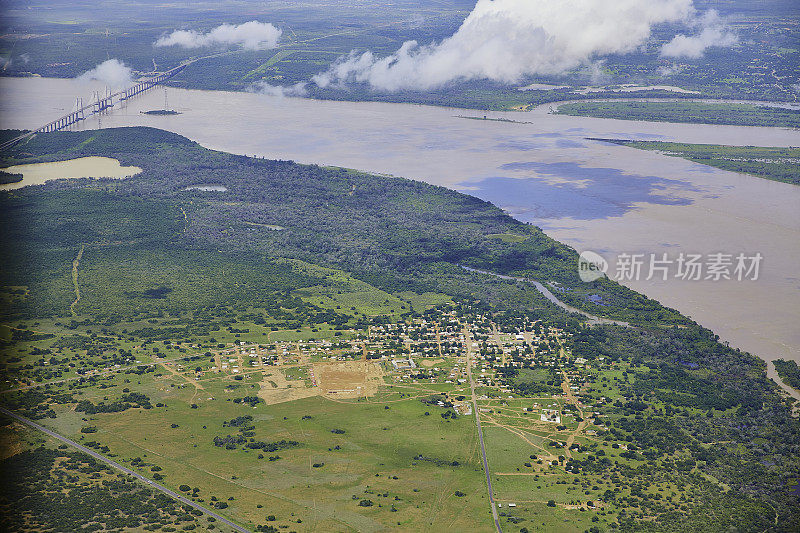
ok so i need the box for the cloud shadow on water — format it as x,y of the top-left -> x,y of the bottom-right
460,161 -> 701,221
555,139 -> 586,148
495,140 -> 548,151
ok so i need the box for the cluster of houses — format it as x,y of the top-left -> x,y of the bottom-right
195,309 -> 604,434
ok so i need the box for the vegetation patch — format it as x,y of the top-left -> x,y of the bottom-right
774,359 -> 800,391
598,140 -> 800,186
557,101 -> 800,128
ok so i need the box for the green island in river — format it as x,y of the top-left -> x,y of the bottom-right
556,101 -> 800,129
592,140 -> 800,186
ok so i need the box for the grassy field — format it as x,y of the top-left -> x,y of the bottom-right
32,363 -> 495,532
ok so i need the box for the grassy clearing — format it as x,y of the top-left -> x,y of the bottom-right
297,285 -> 408,318
240,49 -> 299,82
393,291 -> 453,312
38,376 -> 495,532
287,259 -> 411,318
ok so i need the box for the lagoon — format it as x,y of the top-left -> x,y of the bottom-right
0,156 -> 141,190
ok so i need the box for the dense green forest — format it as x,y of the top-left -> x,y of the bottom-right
556,101 -> 800,128
569,325 -> 800,532
597,140 -> 800,186
0,127 -> 683,326
775,359 -> 800,392
0,127 -> 798,531
0,171 -> 22,185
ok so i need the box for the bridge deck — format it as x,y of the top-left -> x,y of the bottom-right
0,63 -> 187,151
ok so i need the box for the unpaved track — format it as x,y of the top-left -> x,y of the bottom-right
69,244 -> 84,316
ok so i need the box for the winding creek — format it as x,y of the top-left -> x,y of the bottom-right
1,76 -> 799,399
460,265 -> 630,327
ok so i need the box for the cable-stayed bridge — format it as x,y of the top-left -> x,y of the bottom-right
0,63 -> 187,151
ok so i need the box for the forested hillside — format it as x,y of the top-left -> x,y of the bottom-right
0,127 -> 683,325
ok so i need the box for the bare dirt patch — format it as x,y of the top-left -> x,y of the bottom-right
420,358 -> 444,368
257,361 -> 385,404
257,368 -> 316,405
314,360 -> 384,399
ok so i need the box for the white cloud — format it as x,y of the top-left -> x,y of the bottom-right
155,21 -> 282,51
660,10 -> 737,59
77,59 -> 133,88
582,60 -> 611,85
658,63 -> 685,76
248,81 -> 308,98
313,0 -> 736,92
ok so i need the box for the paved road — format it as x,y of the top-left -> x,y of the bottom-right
464,327 -> 503,533
460,265 -> 630,327
0,406 -> 251,533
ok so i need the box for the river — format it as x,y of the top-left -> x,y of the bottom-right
1,76 -> 798,398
